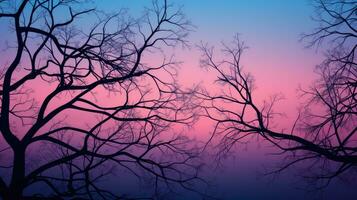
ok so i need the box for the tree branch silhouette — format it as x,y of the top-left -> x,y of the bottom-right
0,0 -> 203,199
198,0 -> 356,188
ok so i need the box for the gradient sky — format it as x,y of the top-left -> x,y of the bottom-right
89,1 -> 356,199
1,0 -> 356,199
89,1 -> 325,134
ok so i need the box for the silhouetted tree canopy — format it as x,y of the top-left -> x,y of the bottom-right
198,0 -> 356,188
0,0 -> 203,199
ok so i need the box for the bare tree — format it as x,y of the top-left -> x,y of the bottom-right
0,0 -> 203,199
198,0 -> 356,188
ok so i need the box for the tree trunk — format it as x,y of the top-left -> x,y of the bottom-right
6,147 -> 26,200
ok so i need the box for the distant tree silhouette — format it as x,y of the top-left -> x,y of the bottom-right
198,0 -> 356,188
0,0 -> 202,199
